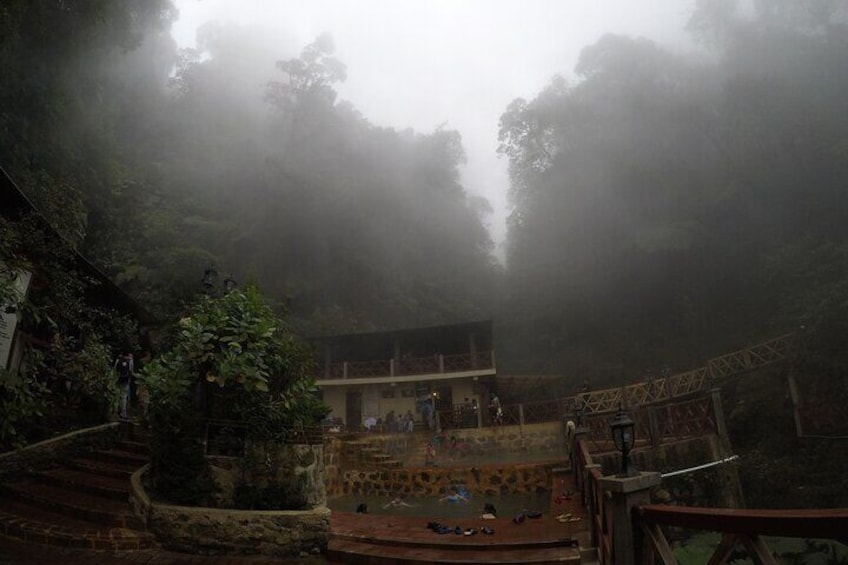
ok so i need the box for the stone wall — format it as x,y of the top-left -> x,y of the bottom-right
207,443 -> 326,508
0,422 -> 120,480
131,465 -> 330,558
323,422 -> 567,498
446,421 -> 568,456
328,462 -> 555,499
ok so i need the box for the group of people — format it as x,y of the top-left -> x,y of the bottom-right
384,409 -> 416,433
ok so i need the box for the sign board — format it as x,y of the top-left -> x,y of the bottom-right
0,269 -> 32,370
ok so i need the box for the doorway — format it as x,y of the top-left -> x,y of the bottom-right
346,391 -> 362,429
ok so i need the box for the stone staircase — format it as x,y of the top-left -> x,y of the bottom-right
344,438 -> 404,469
0,425 -> 155,550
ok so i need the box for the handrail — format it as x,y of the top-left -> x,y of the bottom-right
639,504 -> 848,539
569,333 -> 795,414
320,350 -> 495,380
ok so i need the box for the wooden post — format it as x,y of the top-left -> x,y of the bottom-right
438,354 -> 444,373
599,472 -> 662,565
647,405 -> 660,448
390,358 -> 395,377
710,387 -> 745,508
786,369 -> 804,437
710,388 -> 729,446
343,362 -> 348,380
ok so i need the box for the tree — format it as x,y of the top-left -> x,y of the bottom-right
140,284 -> 327,505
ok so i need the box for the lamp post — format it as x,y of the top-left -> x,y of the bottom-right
202,267 -> 218,292
611,406 -> 637,478
202,267 -> 237,295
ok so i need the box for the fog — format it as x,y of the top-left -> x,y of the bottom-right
3,0 -> 848,384
171,0 -> 697,254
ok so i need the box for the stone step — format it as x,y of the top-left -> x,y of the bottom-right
0,495 -> 155,550
376,460 -> 402,469
65,456 -> 140,479
89,448 -> 149,467
328,538 -> 581,565
114,439 -> 149,455
34,468 -> 130,502
0,480 -> 143,529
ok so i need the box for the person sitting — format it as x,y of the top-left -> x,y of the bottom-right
424,442 -> 436,466
382,494 -> 414,509
481,502 -> 497,519
439,486 -> 469,503
355,503 -> 368,514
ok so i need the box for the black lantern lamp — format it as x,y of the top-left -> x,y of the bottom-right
202,267 -> 218,291
574,402 -> 586,428
611,405 -> 638,477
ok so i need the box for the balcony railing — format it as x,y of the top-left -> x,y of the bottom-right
319,350 -> 495,380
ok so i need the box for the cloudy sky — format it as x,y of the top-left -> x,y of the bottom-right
171,0 -> 697,256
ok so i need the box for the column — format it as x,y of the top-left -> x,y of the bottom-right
599,472 -> 662,565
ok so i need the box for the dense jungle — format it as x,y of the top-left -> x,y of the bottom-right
2,0 -> 847,511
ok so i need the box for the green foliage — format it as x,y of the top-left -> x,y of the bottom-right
0,212 -> 137,444
496,4 -> 848,374
676,533 -> 848,565
139,355 -> 214,505
44,334 -> 118,422
139,284 -> 327,505
0,353 -> 49,451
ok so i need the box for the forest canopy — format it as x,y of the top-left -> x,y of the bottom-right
2,0 -> 848,388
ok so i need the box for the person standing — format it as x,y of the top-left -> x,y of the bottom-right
114,351 -> 134,419
489,393 -> 503,425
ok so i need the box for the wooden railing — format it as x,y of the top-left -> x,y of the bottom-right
439,390 -> 718,450
571,433 -> 848,564
571,333 -> 795,414
574,437 -> 612,562
638,505 -> 848,564
321,350 -> 495,380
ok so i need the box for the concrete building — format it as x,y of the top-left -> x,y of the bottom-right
311,320 -> 496,431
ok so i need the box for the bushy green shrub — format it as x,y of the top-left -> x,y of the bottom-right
0,351 -> 49,450
139,284 -> 328,506
45,334 -> 118,422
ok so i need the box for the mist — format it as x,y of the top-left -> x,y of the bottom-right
2,0 -> 848,386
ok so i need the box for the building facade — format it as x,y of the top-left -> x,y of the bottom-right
311,321 -> 496,431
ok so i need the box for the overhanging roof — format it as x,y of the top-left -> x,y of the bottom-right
0,166 -> 158,326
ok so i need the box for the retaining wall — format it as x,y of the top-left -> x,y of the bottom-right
131,465 -> 330,558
